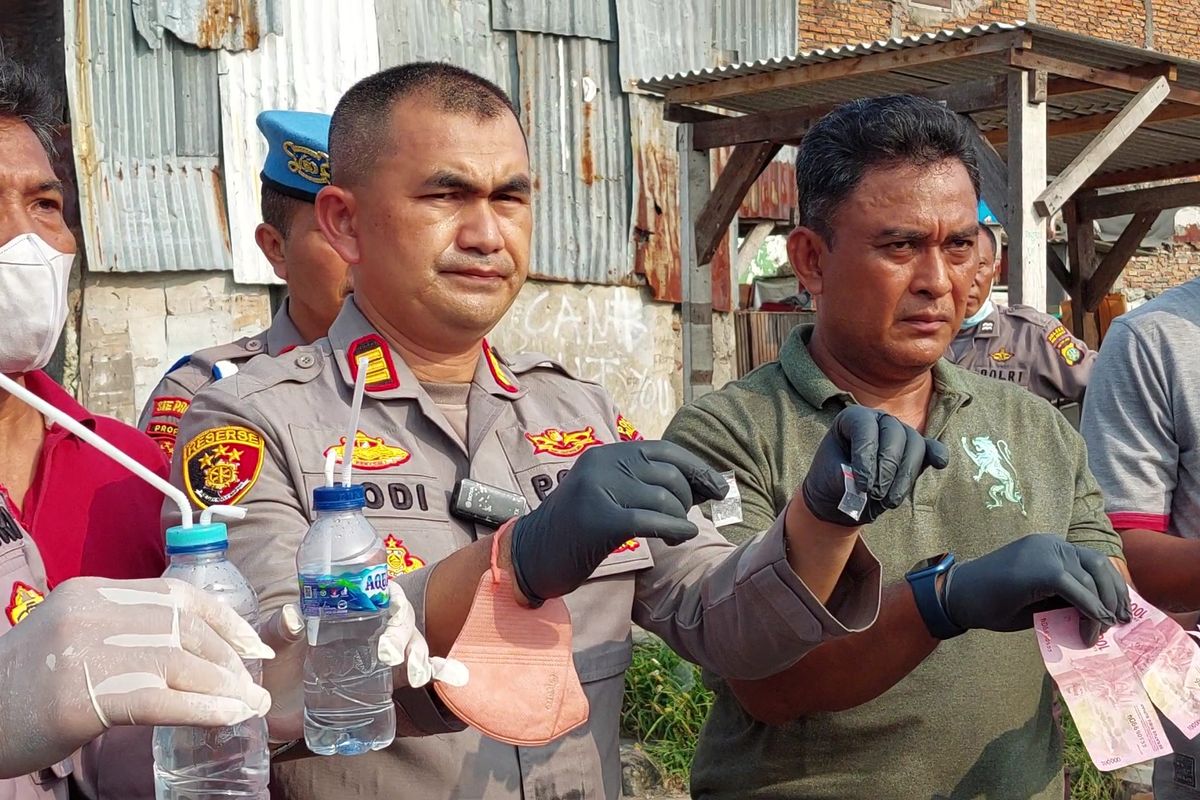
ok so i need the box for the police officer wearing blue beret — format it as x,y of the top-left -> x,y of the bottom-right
138,111 -> 350,458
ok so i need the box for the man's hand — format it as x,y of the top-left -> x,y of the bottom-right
259,581 -> 467,743
802,406 -> 950,526
509,440 -> 728,605
940,534 -> 1132,645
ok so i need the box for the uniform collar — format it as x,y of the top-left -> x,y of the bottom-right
963,304 -> 1001,339
266,298 -> 308,356
326,298 -> 525,400
780,324 -> 973,411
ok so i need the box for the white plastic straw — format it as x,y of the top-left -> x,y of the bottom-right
323,449 -> 338,488
0,371 -> 196,527
340,356 -> 369,487
200,505 -> 246,525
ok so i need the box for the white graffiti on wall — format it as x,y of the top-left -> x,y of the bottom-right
491,284 -> 678,436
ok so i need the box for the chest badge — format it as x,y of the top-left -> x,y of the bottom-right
525,426 -> 603,458
6,581 -> 44,626
990,348 -> 1014,363
961,435 -> 1026,515
612,539 -> 640,554
324,431 -> 411,471
616,415 -> 644,442
384,535 -> 426,577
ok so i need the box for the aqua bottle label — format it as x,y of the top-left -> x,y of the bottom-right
299,565 -> 389,617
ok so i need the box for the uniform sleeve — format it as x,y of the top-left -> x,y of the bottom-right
139,368 -> 208,461
166,384 -> 308,618
1081,319 -> 1176,533
1032,319 -> 1095,406
646,401 -> 882,681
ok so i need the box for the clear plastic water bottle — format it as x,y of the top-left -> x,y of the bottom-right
153,523 -> 269,799
297,484 -> 395,756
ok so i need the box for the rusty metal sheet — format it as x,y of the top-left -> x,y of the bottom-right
218,0 -> 379,284
517,33 -> 634,285
615,0 -> 715,88
713,0 -> 796,66
132,0 -> 283,52
491,0 -> 614,41
629,94 -> 732,310
711,146 -> 797,223
376,0 -> 516,97
66,0 -> 232,272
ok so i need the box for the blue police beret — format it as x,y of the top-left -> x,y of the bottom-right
257,110 -> 332,202
978,199 -> 999,226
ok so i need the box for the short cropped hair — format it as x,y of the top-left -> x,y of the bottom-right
329,62 -> 519,187
978,224 -> 998,259
0,55 -> 57,155
260,185 -> 305,238
795,95 -> 981,244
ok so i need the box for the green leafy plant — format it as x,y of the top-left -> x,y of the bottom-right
621,638 -> 715,791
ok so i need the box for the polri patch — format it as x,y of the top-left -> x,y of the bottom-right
323,430 -> 411,471
989,348 -> 1014,363
525,426 -> 603,458
146,421 -> 180,458
151,396 -> 191,419
347,334 -> 401,392
6,581 -> 43,626
384,535 -> 426,578
183,426 -> 265,508
616,414 -> 644,442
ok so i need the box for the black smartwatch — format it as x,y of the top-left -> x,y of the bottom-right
905,552 -> 966,640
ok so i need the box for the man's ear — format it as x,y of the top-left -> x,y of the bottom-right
314,185 -> 362,265
788,226 -> 828,297
254,223 -> 288,282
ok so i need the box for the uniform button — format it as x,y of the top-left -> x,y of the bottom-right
295,354 -> 315,368
246,339 -> 263,352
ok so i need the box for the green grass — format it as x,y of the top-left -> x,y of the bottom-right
1063,708 -> 1122,800
620,638 -> 715,791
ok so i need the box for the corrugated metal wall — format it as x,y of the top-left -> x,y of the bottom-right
69,0 -> 797,291
218,0 -> 379,284
66,0 -> 232,273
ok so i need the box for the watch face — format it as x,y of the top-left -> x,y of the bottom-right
912,553 -> 950,574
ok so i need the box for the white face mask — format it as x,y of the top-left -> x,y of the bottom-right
0,233 -> 74,374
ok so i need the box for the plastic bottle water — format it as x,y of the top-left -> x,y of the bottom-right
153,523 -> 269,799
297,484 -> 395,756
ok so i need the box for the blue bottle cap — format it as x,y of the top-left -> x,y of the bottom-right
165,523 -> 229,554
313,484 -> 367,511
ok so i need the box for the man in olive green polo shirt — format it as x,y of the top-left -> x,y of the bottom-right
666,95 -> 1131,800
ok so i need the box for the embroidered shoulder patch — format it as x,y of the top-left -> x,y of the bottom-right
183,426 -> 265,508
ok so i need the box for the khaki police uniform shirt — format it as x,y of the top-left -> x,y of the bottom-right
167,298 -> 883,800
945,303 -> 1095,406
137,302 -> 305,460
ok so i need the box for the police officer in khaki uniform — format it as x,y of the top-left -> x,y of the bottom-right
138,110 -> 349,458
168,63 -> 958,799
945,223 -> 1095,405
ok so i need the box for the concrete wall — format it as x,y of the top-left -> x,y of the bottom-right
78,272 -> 271,423
490,280 -> 736,439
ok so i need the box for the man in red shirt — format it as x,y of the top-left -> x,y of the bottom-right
0,57 -> 167,593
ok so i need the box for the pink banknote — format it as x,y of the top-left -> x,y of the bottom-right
1036,608 -> 1172,771
1111,587 -> 1200,739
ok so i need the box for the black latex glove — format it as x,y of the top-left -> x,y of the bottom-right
802,406 -> 950,526
509,440 -> 728,606
942,534 -> 1131,646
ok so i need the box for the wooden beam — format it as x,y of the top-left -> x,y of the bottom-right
1079,179 -> 1200,219
694,142 -> 781,266
678,125 -> 714,402
1047,248 -> 1072,292
1008,50 -> 1200,106
1082,159 -> 1200,189
1007,70 -> 1048,310
1045,63 -> 1177,97
690,76 -> 1010,150
1084,210 -> 1158,310
984,100 -> 1200,146
1064,199 -> 1094,340
973,129 -> 1011,230
1034,76 -> 1170,217
734,222 -> 774,283
665,30 -> 1030,106
664,104 -> 727,124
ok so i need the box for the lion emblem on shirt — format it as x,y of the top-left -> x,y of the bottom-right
961,435 -> 1026,515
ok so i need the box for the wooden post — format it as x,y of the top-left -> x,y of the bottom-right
1064,198 -> 1096,346
1007,70 -> 1049,311
679,124 -> 714,402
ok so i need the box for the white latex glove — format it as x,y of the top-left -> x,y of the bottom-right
260,580 -> 468,742
0,576 -> 274,779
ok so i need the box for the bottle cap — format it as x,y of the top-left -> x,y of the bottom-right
313,484 -> 367,511
165,522 -> 229,554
